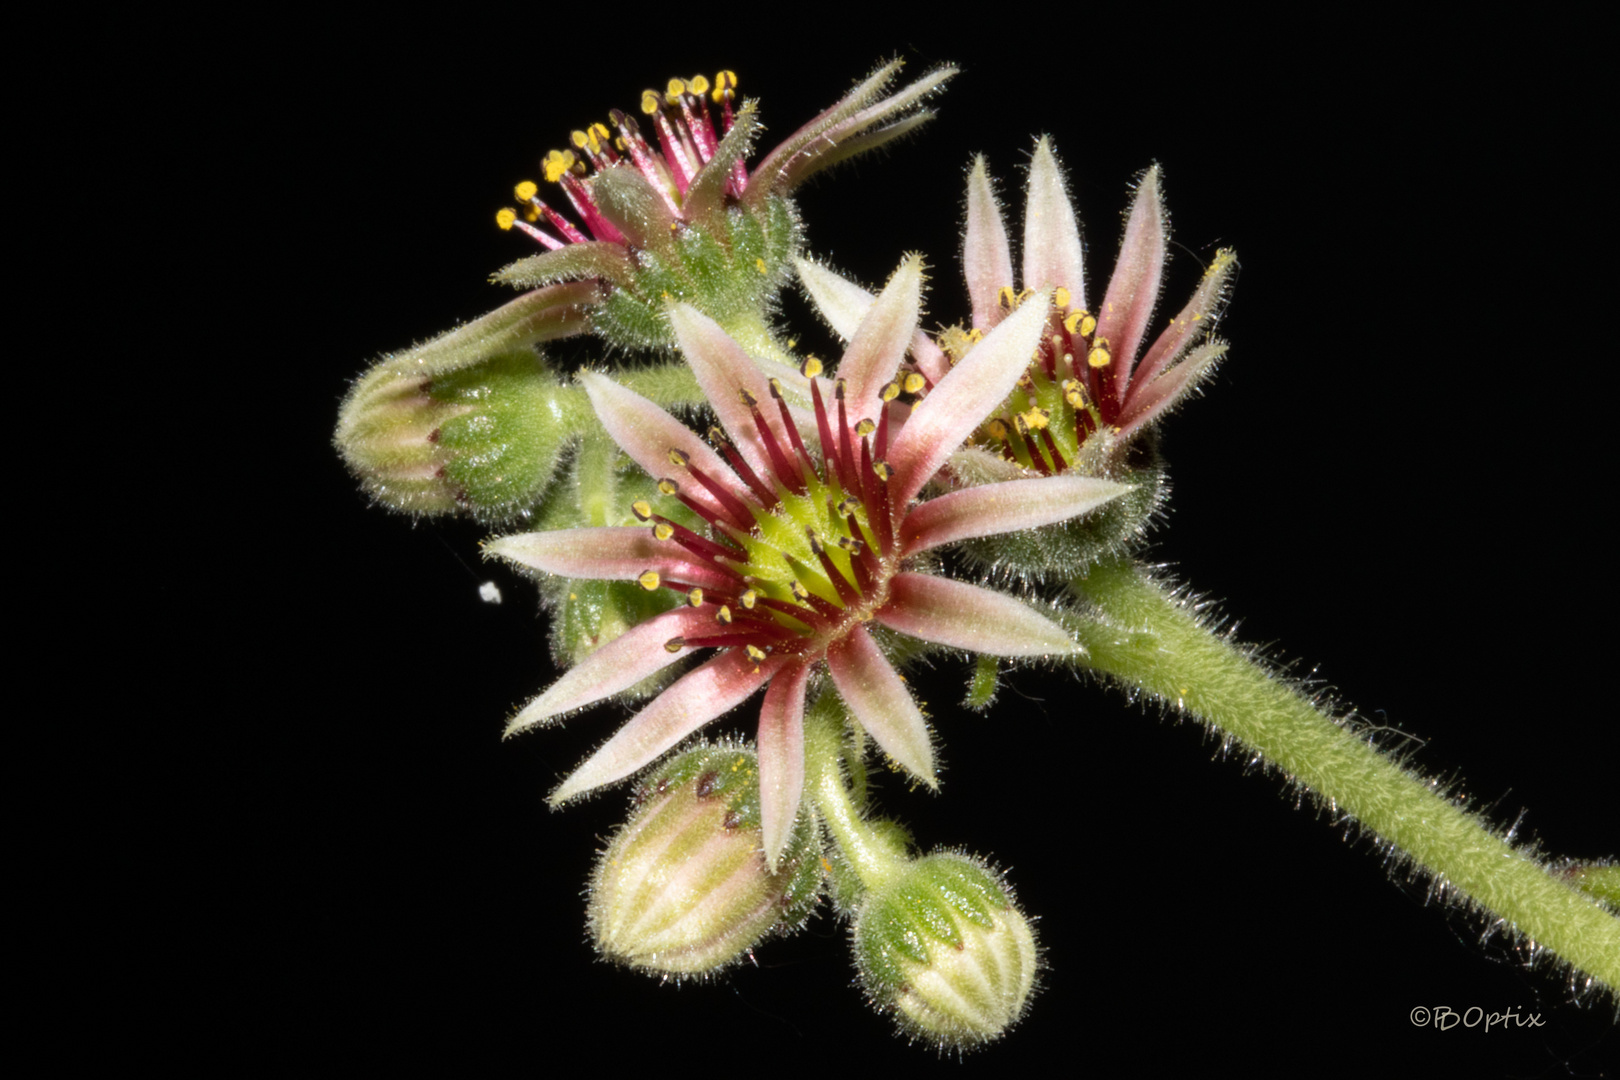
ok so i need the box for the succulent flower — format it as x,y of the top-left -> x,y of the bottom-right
492,62 -> 955,353
800,138 -> 1236,470
486,257 -> 1129,869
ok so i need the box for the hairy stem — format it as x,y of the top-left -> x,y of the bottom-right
1067,558 -> 1620,993
804,695 -> 906,892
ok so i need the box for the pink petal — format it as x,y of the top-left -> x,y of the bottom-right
756,661 -> 810,873
964,156 -> 1014,332
505,606 -> 718,736
579,371 -> 752,522
484,527 -> 737,593
748,61 -> 906,199
668,303 -> 793,483
901,475 -> 1132,556
1095,166 -> 1166,399
1022,138 -> 1086,309
549,650 -> 788,805
796,257 -> 951,387
825,624 -> 936,788
838,256 -> 922,421
1117,341 -> 1227,442
888,294 -> 1051,507
1125,248 -> 1237,410
876,573 -> 1080,656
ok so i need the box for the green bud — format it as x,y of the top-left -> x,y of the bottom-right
853,852 -> 1038,1048
336,349 -> 584,523
588,743 -> 822,977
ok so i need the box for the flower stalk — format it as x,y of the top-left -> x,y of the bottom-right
1066,558 -> 1620,992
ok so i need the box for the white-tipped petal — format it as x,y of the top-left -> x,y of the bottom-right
756,661 -> 810,873
1022,138 -> 1086,309
901,475 -> 1132,556
668,303 -> 792,482
964,157 -> 1014,331
505,607 -> 715,736
826,625 -> 936,789
796,257 -> 875,341
485,528 -> 738,592
579,372 -> 751,523
876,574 -> 1081,657
889,295 -> 1051,506
1095,166 -> 1167,397
839,256 -> 923,420
549,651 -> 786,806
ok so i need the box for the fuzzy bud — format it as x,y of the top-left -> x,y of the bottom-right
588,743 -> 821,977
853,852 -> 1038,1048
336,350 -> 581,523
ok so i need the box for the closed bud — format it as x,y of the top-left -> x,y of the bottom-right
336,350 -> 580,523
588,743 -> 821,977
853,852 -> 1038,1049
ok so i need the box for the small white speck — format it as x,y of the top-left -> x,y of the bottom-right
479,581 -> 502,604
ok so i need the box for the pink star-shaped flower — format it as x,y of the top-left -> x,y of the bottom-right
487,259 -> 1128,867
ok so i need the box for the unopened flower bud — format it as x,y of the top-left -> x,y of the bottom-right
336,350 -> 581,522
853,852 -> 1038,1048
588,742 -> 821,977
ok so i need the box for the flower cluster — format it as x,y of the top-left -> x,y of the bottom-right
340,61 -> 1243,1050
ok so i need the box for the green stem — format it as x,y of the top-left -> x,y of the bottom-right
1068,558 -> 1620,993
804,697 -> 906,892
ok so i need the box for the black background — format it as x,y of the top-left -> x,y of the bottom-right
83,14 -> 1615,1077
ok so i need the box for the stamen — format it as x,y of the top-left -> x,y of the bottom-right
687,588 -> 705,607
665,637 -> 686,653
770,378 -> 820,480
739,589 -> 758,610
716,605 -> 733,625
810,379 -> 845,489
631,500 -> 653,521
745,394 -> 806,495
902,373 -> 927,395
637,570 -> 661,591
668,450 -> 757,531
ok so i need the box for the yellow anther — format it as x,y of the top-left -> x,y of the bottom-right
713,71 -> 737,101
716,605 -> 733,625
1062,379 -> 1087,409
653,522 -> 675,541
871,460 -> 892,481
631,499 -> 653,521
687,587 -> 704,607
986,417 -> 1010,441
664,637 -> 686,653
998,285 -> 1017,311
514,180 -> 539,202
738,387 -> 758,408
657,478 -> 680,496
542,149 -> 577,183
855,418 -> 876,437
768,377 -> 785,400
739,589 -> 758,609
688,74 -> 710,96
837,496 -> 862,516
902,372 -> 926,395
587,122 -> 610,150
666,77 -> 688,100
1012,413 -> 1030,437
745,644 -> 767,663
668,448 -> 691,468
495,208 -> 517,231
881,381 -> 901,403
755,257 -> 767,274
834,378 -> 847,400
967,328 -> 984,343
1087,342 -> 1112,369
790,581 -> 810,601
1054,286 -> 1072,309
569,130 -> 590,150
637,570 -> 662,591
806,527 -> 824,554
1022,407 -> 1050,431
800,355 -> 824,379
640,89 -> 662,115
836,535 -> 863,553
523,206 -> 540,223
